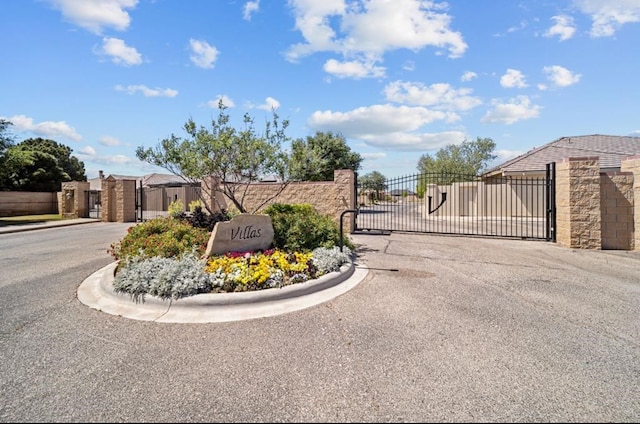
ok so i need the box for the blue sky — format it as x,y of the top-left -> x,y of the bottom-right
2,0 -> 639,180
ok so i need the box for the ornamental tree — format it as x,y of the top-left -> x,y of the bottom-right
136,101 -> 290,214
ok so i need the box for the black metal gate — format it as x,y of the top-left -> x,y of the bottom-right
86,190 -> 101,219
355,163 -> 556,241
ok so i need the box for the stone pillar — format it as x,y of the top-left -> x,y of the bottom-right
116,179 -> 137,222
60,181 -> 90,218
101,178 -> 116,222
334,169 -> 356,233
201,176 -> 228,213
620,155 -> 640,250
555,157 -> 601,249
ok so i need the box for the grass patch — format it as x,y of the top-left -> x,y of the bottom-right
0,214 -> 67,226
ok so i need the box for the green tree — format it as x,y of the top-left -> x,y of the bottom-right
358,171 -> 387,201
0,119 -> 14,154
417,137 -> 496,176
0,137 -> 86,192
136,101 -> 290,214
289,131 -> 362,181
416,137 -> 496,196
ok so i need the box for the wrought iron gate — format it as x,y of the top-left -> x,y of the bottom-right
86,190 -> 101,219
355,163 -> 556,241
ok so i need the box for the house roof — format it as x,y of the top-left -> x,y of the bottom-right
483,134 -> 640,177
141,173 -> 194,187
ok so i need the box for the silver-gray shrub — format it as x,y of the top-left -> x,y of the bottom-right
113,253 -> 221,302
311,246 -> 352,274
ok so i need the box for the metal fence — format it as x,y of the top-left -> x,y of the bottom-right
356,165 -> 556,241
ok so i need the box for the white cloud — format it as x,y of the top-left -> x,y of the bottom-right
115,84 -> 178,97
257,97 -> 280,111
286,0 -> 467,77
99,37 -> 142,66
384,80 -> 482,112
243,1 -> 260,21
359,131 -> 467,151
307,104 -> 467,151
78,145 -> 96,155
3,114 -> 82,141
542,65 -> 581,87
481,96 -> 541,125
361,152 -> 387,160
46,0 -> 138,34
573,0 -> 640,37
99,135 -> 122,146
323,59 -> 385,79
495,149 -> 525,163
544,15 -> 576,41
461,71 -> 477,82
500,69 -> 528,88
206,95 -> 235,108
189,39 -> 219,69
309,104 -> 448,135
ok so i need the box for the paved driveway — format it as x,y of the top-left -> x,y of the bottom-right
1,225 -> 639,422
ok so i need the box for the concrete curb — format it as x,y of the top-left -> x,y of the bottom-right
0,218 -> 101,234
77,259 -> 369,323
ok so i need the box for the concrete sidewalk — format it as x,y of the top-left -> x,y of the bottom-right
0,217 -> 102,234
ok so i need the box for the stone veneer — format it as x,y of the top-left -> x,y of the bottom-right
599,172 -> 634,250
207,170 -> 356,232
555,157 -> 602,249
620,155 -> 640,250
60,181 -> 90,218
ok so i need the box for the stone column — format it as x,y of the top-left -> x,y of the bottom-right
101,178 -> 115,222
116,179 -> 137,222
620,155 -> 640,250
201,176 -> 228,213
555,157 -> 601,249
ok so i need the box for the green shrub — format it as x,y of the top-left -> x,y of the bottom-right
263,203 -> 354,252
109,217 -> 210,264
168,199 -> 185,218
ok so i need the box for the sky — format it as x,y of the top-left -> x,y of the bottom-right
2,0 -> 640,181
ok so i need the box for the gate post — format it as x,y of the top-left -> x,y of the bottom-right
555,157 -> 601,249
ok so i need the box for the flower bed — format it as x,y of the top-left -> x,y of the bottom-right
112,246 -> 352,302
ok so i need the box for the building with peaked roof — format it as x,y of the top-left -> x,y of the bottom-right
482,134 -> 640,178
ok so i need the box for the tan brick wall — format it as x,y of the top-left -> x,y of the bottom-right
620,155 -> 640,250
555,157 -> 601,249
600,172 -> 634,250
0,191 -> 59,216
224,170 -> 356,232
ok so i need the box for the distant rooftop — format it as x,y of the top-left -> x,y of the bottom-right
483,134 -> 640,177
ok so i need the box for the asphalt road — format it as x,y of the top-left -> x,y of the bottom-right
1,223 -> 639,422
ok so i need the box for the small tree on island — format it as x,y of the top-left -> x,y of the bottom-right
136,101 -> 290,214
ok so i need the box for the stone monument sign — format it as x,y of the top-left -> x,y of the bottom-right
205,214 -> 275,257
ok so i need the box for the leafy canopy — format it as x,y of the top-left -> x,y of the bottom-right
417,137 -> 497,176
0,137 -> 86,192
136,101 -> 290,214
289,131 -> 362,181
